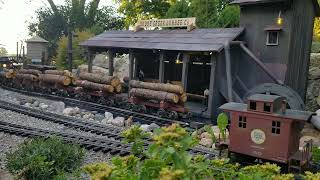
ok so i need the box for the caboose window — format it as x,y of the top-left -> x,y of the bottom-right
266,31 -> 279,46
264,103 -> 271,112
249,101 -> 257,110
238,116 -> 247,128
272,121 -> 281,134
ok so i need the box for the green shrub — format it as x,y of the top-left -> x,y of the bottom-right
312,147 -> 320,163
311,41 -> 320,53
6,136 -> 85,180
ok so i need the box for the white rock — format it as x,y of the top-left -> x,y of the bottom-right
199,138 -> 213,148
24,103 -> 32,108
83,113 -> 93,120
200,132 -> 212,139
311,115 -> 320,131
140,124 -> 150,132
149,123 -> 160,131
105,112 -> 113,119
63,108 -> 76,116
32,101 -> 40,107
111,117 -> 125,127
39,103 -> 49,109
49,101 -> 65,113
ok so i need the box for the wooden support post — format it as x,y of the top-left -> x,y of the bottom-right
129,50 -> 134,81
108,50 -> 114,76
208,53 -> 217,117
159,51 -> 165,83
134,57 -> 138,79
181,53 -> 190,91
224,43 -> 233,102
87,49 -> 93,73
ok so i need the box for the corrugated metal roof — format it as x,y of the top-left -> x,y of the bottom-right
25,36 -> 48,43
219,102 -> 314,121
80,28 -> 244,52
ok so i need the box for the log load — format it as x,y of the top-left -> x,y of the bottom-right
130,80 -> 184,95
39,74 -> 71,86
79,72 -> 120,87
179,93 -> 187,103
75,80 -> 114,93
44,70 -> 73,77
5,69 -> 16,79
15,74 -> 38,81
114,84 -> 122,93
18,69 -> 41,76
130,88 -> 179,104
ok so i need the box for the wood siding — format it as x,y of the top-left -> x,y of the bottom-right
26,43 -> 48,60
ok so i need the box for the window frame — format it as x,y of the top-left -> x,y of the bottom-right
249,101 -> 257,111
238,116 -> 247,129
263,102 -> 272,113
266,31 -> 279,46
271,120 -> 281,135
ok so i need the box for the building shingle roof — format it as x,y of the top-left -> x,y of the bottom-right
25,36 -> 48,43
80,28 -> 244,52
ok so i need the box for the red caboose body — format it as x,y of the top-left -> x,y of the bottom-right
220,94 -> 314,172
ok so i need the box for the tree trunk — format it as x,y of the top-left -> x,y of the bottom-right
130,88 -> 179,104
130,80 -> 184,95
45,70 -> 73,77
15,74 -> 38,81
39,74 -> 71,86
18,69 -> 41,76
79,72 -> 120,87
75,80 -> 114,93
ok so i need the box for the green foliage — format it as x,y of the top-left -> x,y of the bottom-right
6,136 -> 85,180
166,0 -> 190,19
29,0 -> 124,58
0,47 -> 8,56
122,125 -> 149,155
303,171 -> 320,180
203,125 -> 216,143
54,30 -> 94,69
312,147 -> 320,163
311,41 -> 320,53
217,112 -> 228,140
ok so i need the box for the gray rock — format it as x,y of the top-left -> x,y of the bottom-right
94,114 -> 105,121
149,123 -> 160,131
63,107 -> 80,116
24,103 -> 32,108
32,101 -> 40,107
111,117 -> 125,127
49,101 -> 65,114
199,138 -> 213,148
140,124 -> 150,132
83,113 -> 94,120
39,103 -> 49,109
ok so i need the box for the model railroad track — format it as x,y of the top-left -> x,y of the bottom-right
0,120 -> 131,155
0,86 -> 193,128
0,100 -> 217,158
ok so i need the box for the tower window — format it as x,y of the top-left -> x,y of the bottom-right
272,121 -> 281,134
238,116 -> 247,128
250,101 -> 257,110
266,31 -> 279,46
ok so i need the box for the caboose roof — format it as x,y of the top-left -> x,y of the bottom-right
80,28 -> 244,52
247,94 -> 283,103
231,0 -> 320,17
219,102 -> 314,121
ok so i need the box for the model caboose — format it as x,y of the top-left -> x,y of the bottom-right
219,94 -> 315,172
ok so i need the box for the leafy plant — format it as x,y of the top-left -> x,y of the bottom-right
312,146 -> 320,163
217,112 -> 229,140
122,125 -> 149,155
6,136 -> 85,180
303,171 -> 320,180
203,125 -> 216,143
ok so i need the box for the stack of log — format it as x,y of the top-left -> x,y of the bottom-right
76,72 -> 122,93
41,70 -> 74,86
13,69 -> 41,82
129,80 -> 187,104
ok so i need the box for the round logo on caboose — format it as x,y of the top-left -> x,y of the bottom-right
250,129 -> 266,145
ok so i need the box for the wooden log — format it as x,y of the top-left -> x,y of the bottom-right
78,72 -> 120,87
130,88 -> 179,104
75,80 -> 114,93
39,74 -> 71,86
130,80 -> 184,95
45,70 -> 73,77
115,84 -> 122,93
179,93 -> 187,103
186,93 -> 206,101
5,69 -> 16,79
15,74 -> 38,81
18,69 -> 41,76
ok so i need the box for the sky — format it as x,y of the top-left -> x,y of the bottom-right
0,0 -> 114,54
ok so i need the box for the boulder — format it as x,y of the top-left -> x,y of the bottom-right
111,117 -> 125,127
149,123 -> 160,131
311,113 -> 320,131
140,124 -> 151,132
63,107 -> 80,116
24,103 -> 32,108
199,138 -> 213,148
39,103 -> 49,109
32,101 -> 40,107
94,114 -> 105,121
200,132 -> 212,140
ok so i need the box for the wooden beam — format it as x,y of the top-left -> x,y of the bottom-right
159,51 -> 165,83
208,53 -> 217,117
108,50 -> 114,76
224,43 -> 233,102
181,53 -> 190,91
87,49 -> 93,73
129,50 -> 134,81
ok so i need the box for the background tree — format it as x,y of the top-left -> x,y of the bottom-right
0,47 -> 8,56
54,30 -> 94,69
29,0 -> 124,58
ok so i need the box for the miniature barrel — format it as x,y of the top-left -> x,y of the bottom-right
18,69 -> 41,76
15,74 -> 38,81
45,70 -> 73,77
130,88 -> 179,104
78,72 -> 120,87
75,80 -> 114,93
39,74 -> 71,86
130,80 -> 184,95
